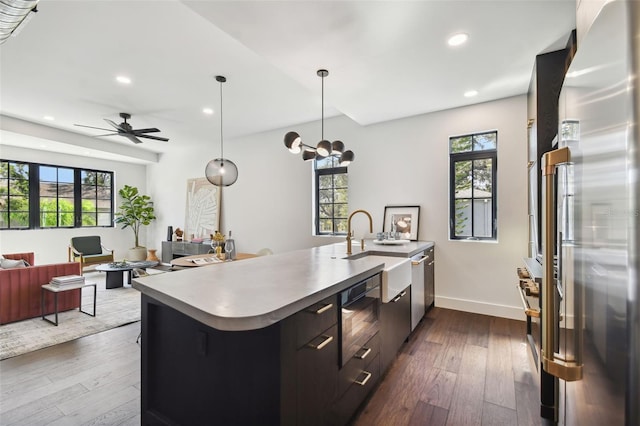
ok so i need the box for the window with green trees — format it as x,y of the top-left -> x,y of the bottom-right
0,161 -> 29,229
449,131 -> 497,240
0,160 -> 113,230
316,156 -> 348,235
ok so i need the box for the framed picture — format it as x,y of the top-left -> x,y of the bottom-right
383,205 -> 420,241
185,178 -> 221,240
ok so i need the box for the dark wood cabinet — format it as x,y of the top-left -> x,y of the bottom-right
140,273 -> 408,425
332,354 -> 380,425
332,332 -> 380,424
141,295 -> 281,425
527,32 -> 576,254
380,285 -> 411,373
284,294 -> 339,426
425,247 -> 435,309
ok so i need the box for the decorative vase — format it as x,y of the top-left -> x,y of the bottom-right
128,246 -> 147,262
146,249 -> 159,262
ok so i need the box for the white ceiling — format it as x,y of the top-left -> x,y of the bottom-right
0,0 -> 576,164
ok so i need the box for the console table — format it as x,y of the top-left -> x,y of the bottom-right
161,241 -> 211,263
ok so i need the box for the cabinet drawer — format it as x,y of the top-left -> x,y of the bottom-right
297,324 -> 339,426
294,294 -> 338,348
338,333 -> 380,397
425,247 -> 434,262
332,353 -> 380,425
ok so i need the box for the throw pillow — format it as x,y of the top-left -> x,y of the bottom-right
0,258 -> 27,269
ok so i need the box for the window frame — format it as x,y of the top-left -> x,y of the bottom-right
315,157 -> 348,236
0,159 -> 114,230
448,131 -> 498,241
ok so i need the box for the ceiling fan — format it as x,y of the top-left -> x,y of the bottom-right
74,112 -> 169,144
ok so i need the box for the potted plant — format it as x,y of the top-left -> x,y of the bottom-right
114,184 -> 156,261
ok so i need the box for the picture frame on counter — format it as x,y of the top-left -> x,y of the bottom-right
383,205 -> 420,241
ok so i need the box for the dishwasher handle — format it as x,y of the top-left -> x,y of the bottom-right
411,255 -> 428,266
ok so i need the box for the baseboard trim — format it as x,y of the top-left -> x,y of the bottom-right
435,296 -> 525,321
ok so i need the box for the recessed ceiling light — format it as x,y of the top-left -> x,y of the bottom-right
464,90 -> 478,98
203,107 -> 214,115
43,115 -> 54,121
116,75 -> 131,84
448,33 -> 469,47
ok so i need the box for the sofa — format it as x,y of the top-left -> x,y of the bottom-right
0,252 -> 81,325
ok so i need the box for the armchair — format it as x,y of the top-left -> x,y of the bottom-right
68,236 -> 114,274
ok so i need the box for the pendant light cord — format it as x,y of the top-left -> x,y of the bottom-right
321,73 -> 324,141
219,79 -> 224,160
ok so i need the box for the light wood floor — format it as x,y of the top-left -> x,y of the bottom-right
0,308 -> 547,425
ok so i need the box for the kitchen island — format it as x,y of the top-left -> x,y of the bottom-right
133,240 -> 433,425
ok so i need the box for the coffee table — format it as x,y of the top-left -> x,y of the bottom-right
96,261 -> 158,289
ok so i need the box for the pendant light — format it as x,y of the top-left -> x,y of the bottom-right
205,75 -> 238,187
284,69 -> 354,166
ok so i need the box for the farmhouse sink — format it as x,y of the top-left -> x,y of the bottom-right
344,253 -> 411,302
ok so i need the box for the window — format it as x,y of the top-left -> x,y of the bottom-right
0,159 -> 114,230
39,165 -> 75,227
449,131 -> 497,240
315,156 -> 348,235
81,170 -> 113,227
0,161 -> 29,229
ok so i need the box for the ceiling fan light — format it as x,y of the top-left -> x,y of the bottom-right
316,140 -> 331,157
284,131 -> 302,154
331,140 -> 344,155
339,150 -> 354,166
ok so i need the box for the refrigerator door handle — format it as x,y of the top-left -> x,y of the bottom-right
541,147 -> 583,382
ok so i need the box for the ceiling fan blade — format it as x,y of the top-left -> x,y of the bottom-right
137,134 -> 169,142
92,132 -> 119,137
123,134 -> 144,144
131,128 -> 161,134
104,118 -> 125,131
74,124 -> 113,132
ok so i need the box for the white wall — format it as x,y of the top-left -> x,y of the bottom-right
146,95 -> 528,319
348,95 -> 529,319
0,144 -> 148,264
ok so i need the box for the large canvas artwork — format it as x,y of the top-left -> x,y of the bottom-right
185,178 -> 220,239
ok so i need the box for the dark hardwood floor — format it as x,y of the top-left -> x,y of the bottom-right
354,307 -> 549,426
0,307 -> 546,425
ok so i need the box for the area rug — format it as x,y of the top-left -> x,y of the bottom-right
0,272 -> 142,360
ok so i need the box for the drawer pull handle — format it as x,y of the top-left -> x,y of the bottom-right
517,283 -> 540,318
355,371 -> 372,386
392,291 -> 407,303
315,303 -> 333,315
355,347 -> 372,360
308,335 -> 333,350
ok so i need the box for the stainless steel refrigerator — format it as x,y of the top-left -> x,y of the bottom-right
541,1 -> 639,424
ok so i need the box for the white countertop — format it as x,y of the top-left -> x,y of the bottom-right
132,240 -> 434,331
